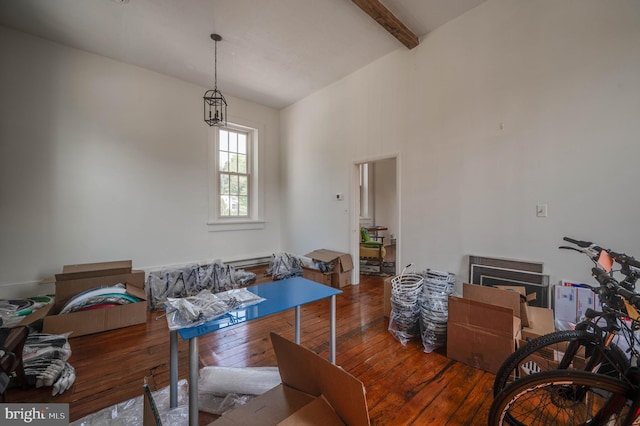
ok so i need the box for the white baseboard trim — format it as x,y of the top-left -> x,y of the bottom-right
0,280 -> 55,300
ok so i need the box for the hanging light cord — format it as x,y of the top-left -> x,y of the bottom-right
214,38 -> 218,91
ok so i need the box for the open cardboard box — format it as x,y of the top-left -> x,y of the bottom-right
305,249 -> 354,288
447,283 -> 523,374
301,267 -> 333,287
22,260 -> 147,337
207,332 -> 369,426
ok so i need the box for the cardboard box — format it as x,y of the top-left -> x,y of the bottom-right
332,271 -> 352,288
521,306 -> 555,341
305,249 -> 354,289
37,261 -> 147,338
447,283 -> 522,374
463,283 -> 533,327
207,332 -> 370,426
494,285 -> 537,328
554,284 -> 600,325
302,267 -> 332,287
56,260 -> 133,281
383,277 -> 392,318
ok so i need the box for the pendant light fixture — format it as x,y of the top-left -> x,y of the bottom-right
203,33 -> 227,127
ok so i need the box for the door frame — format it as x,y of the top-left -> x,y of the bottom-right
350,153 -> 401,283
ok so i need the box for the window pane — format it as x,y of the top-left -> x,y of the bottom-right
220,173 -> 229,195
219,152 -> 229,171
229,154 -> 238,173
229,131 -> 237,153
238,175 -> 248,195
230,195 -> 239,216
237,154 -> 247,174
220,195 -> 230,216
219,130 -> 228,151
230,175 -> 239,195
239,196 -> 248,216
238,134 -> 247,154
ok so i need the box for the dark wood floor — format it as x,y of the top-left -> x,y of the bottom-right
7,269 -> 494,425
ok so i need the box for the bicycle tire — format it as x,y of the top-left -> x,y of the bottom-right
494,330 -> 630,396
488,370 -> 634,425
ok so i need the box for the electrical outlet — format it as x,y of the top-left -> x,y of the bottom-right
536,204 -> 548,217
336,193 -> 343,200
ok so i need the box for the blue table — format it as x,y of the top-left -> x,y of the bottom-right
168,277 -> 342,426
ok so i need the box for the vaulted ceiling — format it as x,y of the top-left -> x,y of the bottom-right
0,0 -> 486,108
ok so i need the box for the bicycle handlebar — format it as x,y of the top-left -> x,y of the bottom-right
563,236 -> 640,269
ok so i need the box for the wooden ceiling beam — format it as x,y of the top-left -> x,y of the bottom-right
352,0 -> 419,49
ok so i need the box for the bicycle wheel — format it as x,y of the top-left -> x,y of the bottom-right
494,330 -> 630,396
488,370 -> 634,426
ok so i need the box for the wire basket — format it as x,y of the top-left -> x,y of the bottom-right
389,267 -> 424,345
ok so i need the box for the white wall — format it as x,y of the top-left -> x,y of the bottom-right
373,158 -> 397,243
0,27 -> 281,298
281,0 -> 640,291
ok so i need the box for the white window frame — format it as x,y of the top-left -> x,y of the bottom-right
208,118 -> 265,232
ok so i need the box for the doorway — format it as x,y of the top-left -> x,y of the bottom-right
351,155 -> 400,283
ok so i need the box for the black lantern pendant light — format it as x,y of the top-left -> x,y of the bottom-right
203,34 -> 227,127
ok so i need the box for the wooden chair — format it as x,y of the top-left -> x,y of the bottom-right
0,326 -> 29,401
360,227 -> 386,273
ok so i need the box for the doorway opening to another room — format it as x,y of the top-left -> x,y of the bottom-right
351,155 -> 399,282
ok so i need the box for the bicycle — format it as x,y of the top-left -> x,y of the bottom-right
489,242 -> 640,425
493,237 -> 640,397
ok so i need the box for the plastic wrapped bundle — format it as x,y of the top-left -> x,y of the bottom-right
419,269 -> 455,353
147,261 -> 257,310
266,253 -> 303,280
388,272 -> 424,345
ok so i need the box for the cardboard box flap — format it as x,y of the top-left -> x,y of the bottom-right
304,250 -> 353,272
337,254 -> 353,272
126,283 -> 147,301
210,384 -> 315,426
270,333 -> 370,426
56,260 -> 133,281
494,285 -> 537,303
277,395 -> 345,426
463,283 -> 521,319
522,306 -> 555,340
448,296 -> 519,337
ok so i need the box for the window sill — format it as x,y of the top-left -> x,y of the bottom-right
207,220 -> 266,232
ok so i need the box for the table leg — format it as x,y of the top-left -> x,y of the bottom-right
169,330 -> 178,408
189,336 -> 199,426
295,306 -> 301,344
330,295 -> 336,364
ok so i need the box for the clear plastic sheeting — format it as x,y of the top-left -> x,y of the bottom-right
199,366 -> 281,396
419,269 -> 455,353
199,393 -> 254,416
198,366 -> 281,415
146,262 -> 257,310
388,272 -> 424,345
164,288 -> 266,331
266,253 -> 304,280
71,379 -> 190,426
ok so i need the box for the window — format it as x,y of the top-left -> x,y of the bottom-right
208,121 -> 264,231
218,128 -> 249,217
359,163 -> 372,220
